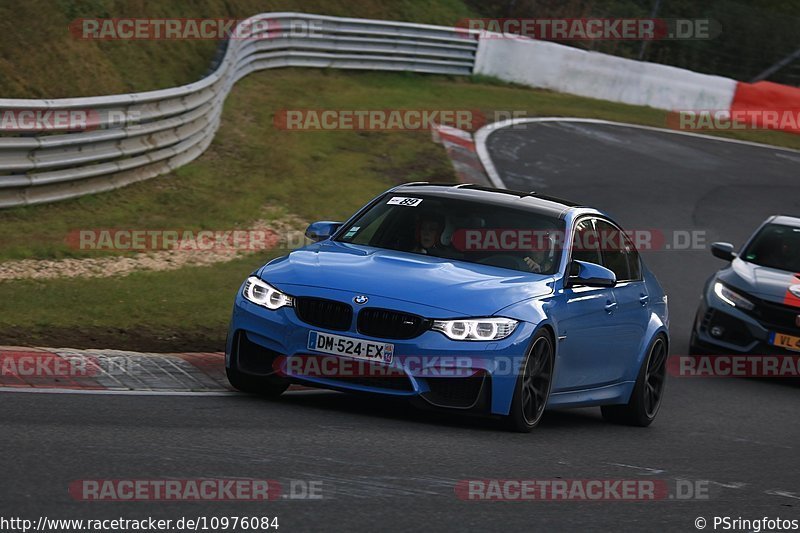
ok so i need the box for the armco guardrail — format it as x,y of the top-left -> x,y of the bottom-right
0,13 -> 478,208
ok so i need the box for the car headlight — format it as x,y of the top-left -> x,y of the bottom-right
713,282 -> 754,311
243,276 -> 294,310
431,317 -> 518,341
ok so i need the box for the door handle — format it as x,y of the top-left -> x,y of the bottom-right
639,294 -> 649,306
604,301 -> 618,314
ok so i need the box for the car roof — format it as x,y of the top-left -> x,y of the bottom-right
391,183 -> 584,219
769,215 -> 800,227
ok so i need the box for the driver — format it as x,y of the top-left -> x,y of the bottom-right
522,234 -> 556,273
757,233 -> 790,268
412,211 -> 446,255
767,240 -> 798,267
523,253 -> 548,273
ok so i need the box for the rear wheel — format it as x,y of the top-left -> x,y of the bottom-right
504,330 -> 554,433
601,335 -> 667,427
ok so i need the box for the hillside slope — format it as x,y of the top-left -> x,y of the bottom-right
0,0 -> 477,98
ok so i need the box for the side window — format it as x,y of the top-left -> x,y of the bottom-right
623,233 -> 642,281
571,218 -> 601,266
345,208 -> 390,245
595,220 -> 630,282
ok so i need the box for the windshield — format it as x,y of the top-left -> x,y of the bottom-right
335,193 -> 566,274
741,223 -> 800,273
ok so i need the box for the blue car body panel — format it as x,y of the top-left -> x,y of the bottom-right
226,184 -> 669,416
256,241 -> 556,317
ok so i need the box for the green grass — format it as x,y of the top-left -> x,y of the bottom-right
2,69 -> 800,350
0,0 -> 478,98
0,253 -> 280,351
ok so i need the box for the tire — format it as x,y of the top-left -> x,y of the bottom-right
688,312 -> 703,355
503,330 -> 554,433
688,330 -> 703,356
601,335 -> 667,427
226,364 -> 290,397
226,333 -> 290,397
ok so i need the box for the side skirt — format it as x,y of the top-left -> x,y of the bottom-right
546,381 -> 636,408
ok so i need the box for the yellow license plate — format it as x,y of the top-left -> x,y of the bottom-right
770,332 -> 800,352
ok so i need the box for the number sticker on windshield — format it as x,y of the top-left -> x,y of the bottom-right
387,196 -> 423,207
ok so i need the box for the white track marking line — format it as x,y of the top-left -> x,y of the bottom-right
605,462 -> 666,475
766,490 -> 800,500
0,387 -> 328,396
706,481 -> 748,490
0,387 -> 236,396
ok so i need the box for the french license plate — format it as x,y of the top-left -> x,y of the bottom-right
769,331 -> 800,353
308,331 -> 394,363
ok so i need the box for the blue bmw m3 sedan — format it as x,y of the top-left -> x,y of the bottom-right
226,184 -> 669,431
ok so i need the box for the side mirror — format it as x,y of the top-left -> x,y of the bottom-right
305,221 -> 343,242
567,260 -> 617,288
710,242 -> 736,262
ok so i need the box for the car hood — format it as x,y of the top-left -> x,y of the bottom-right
257,241 -> 554,316
719,258 -> 800,304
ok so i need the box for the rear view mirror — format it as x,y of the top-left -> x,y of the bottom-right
567,260 -> 617,288
710,242 -> 736,261
305,221 -> 343,242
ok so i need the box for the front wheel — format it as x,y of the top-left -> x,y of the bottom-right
226,364 -> 290,397
601,335 -> 667,427
226,332 -> 290,397
688,311 -> 703,355
503,330 -> 554,433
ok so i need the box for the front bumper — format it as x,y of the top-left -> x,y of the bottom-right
693,287 -> 800,355
226,290 -> 535,416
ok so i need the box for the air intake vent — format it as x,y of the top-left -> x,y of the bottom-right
357,308 -> 430,339
295,297 -> 353,331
